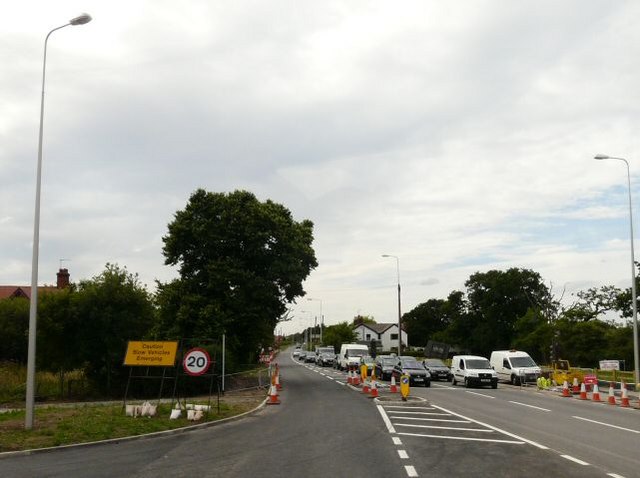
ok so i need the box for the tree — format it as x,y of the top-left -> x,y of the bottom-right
352,315 -> 376,326
73,264 -> 155,394
403,291 -> 466,347
322,322 -> 356,351
0,297 -> 29,362
158,189 -> 317,362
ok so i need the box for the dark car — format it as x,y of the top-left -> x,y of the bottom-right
375,356 -> 398,380
304,352 -> 316,363
298,351 -> 307,361
317,352 -> 335,367
394,357 -> 431,387
423,358 -> 452,381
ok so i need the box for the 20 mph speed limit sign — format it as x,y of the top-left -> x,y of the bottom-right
182,348 -> 211,376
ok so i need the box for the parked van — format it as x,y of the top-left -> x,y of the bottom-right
450,355 -> 498,389
338,343 -> 369,370
490,350 -> 541,385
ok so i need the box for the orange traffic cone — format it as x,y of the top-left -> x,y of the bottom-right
578,383 -> 588,400
561,380 -> 571,397
607,383 -> 617,405
591,383 -> 602,402
390,374 -> 398,393
572,377 -> 580,394
275,370 -> 282,391
267,384 -> 280,405
347,368 -> 353,385
362,379 -> 370,393
370,379 -> 379,398
353,367 -> 361,386
620,382 -> 630,408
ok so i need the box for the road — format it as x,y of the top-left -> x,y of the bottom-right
1,351 -> 638,477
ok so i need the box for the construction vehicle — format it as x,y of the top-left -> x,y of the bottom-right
550,360 -> 584,385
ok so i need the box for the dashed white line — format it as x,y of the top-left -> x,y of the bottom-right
392,437 -> 403,445
607,473 -> 626,478
398,450 -> 409,459
572,416 -> 640,434
508,401 -> 551,412
561,455 -> 589,466
465,391 -> 495,399
405,465 -> 419,477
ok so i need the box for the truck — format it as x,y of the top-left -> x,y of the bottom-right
490,350 -> 541,385
337,343 -> 369,371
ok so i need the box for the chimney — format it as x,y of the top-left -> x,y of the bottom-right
57,268 -> 70,289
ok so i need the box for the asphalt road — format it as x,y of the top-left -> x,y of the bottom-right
2,352 -> 638,477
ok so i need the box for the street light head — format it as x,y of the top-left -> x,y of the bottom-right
70,13 -> 92,25
381,254 -> 390,258
594,154 -> 610,160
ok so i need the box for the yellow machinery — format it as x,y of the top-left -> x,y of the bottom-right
550,360 -> 584,385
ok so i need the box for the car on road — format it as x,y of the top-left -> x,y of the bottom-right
374,356 -> 398,380
298,351 -> 307,361
304,353 -> 316,363
393,357 -> 431,387
316,346 -> 336,367
450,355 -> 498,389
422,358 -> 452,381
337,343 -> 370,370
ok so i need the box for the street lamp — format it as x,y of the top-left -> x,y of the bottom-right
595,154 -> 639,388
307,297 -> 323,344
26,13 -> 92,430
300,310 -> 312,351
382,254 -> 402,355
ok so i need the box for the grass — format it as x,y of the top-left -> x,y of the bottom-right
0,389 -> 266,453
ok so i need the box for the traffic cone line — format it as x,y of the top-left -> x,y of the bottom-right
572,377 -> 580,394
578,383 -> 588,400
561,380 -> 571,397
607,383 -> 617,405
620,382 -> 630,408
591,383 -> 602,402
266,384 -> 280,405
390,374 -> 398,393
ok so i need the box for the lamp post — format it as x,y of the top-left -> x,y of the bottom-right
300,310 -> 312,351
307,297 -> 323,345
595,154 -> 639,388
26,13 -> 92,430
382,254 -> 402,355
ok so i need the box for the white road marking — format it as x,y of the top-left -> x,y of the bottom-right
561,455 -> 589,466
398,450 -> 409,459
389,416 -> 470,423
572,416 -> 640,434
387,411 -> 449,416
398,431 -> 524,444
607,473 -> 626,478
384,406 -> 436,410
432,404 -> 549,449
377,405 -> 396,434
465,391 -> 495,399
337,381 -> 346,386
392,437 -> 403,445
405,465 -> 419,477
508,401 -> 551,412
395,423 -> 493,432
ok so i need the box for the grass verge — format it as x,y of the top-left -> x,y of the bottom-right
0,389 -> 265,453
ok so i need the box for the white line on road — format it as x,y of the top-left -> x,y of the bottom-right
432,404 -> 549,449
384,406 -> 436,410
607,473 -> 626,478
389,416 -> 470,423
326,376 -> 334,380
572,416 -> 640,434
377,405 -> 396,434
397,431 -> 524,444
395,423 -> 493,432
405,465 -> 419,477
392,437 -> 403,445
561,455 -> 589,466
398,450 -> 409,459
508,401 -> 551,412
465,391 -> 495,399
387,411 -> 449,416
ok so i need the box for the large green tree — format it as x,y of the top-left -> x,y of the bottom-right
322,322 -> 356,352
403,291 -> 465,347
157,189 -> 317,362
0,297 -> 29,362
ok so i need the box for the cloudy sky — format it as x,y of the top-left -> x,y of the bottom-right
3,1 -> 640,336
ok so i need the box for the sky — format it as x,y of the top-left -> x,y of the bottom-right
3,1 -> 640,337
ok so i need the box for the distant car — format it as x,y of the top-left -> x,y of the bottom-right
422,358 -> 452,381
394,357 -> 431,387
304,353 -> 316,363
317,352 -> 335,367
359,355 -> 375,375
375,356 -> 398,380
298,351 -> 307,361
292,349 -> 301,358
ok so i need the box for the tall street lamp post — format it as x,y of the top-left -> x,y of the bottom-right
26,13 -> 92,430
382,254 -> 402,355
307,297 -> 323,344
595,154 -> 639,388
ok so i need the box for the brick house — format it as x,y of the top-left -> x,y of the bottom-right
0,268 -> 71,300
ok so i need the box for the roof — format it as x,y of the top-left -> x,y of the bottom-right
0,286 -> 59,300
354,322 -> 406,334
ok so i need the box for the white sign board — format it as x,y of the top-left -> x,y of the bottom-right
599,360 -> 620,371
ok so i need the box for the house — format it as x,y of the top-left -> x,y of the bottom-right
353,322 -> 408,352
0,268 -> 71,300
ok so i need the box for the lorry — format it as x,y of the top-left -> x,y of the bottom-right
490,350 -> 541,385
337,343 -> 369,371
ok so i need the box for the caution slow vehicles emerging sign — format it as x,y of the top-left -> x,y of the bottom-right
123,341 -> 179,367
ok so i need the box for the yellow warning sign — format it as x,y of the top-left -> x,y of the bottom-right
400,374 -> 410,399
360,364 -> 368,381
123,341 -> 178,366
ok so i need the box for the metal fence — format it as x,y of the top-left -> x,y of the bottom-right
221,366 -> 271,393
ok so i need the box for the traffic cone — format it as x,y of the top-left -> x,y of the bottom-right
561,380 -> 571,397
353,371 -> 361,386
362,379 -> 370,393
275,371 -> 282,391
370,379 -> 379,398
591,383 -> 602,402
572,377 -> 580,394
607,383 -> 617,405
620,382 -> 630,408
578,383 -> 588,400
266,384 -> 280,405
390,374 -> 398,393
347,367 -> 353,385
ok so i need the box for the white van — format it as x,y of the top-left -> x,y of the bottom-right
450,355 -> 498,389
490,350 -> 541,385
338,343 -> 369,370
